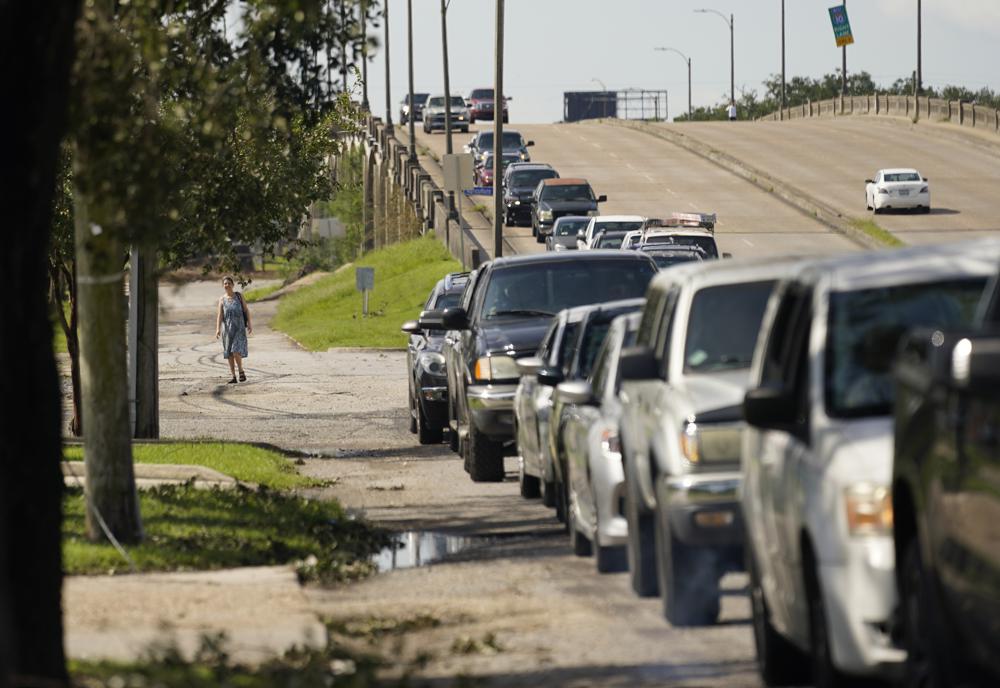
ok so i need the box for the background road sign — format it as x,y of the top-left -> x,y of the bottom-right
829,5 -> 854,47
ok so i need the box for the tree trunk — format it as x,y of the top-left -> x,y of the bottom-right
73,158 -> 143,544
128,246 -> 159,439
0,1 -> 81,684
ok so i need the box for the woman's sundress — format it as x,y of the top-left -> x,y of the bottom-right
221,294 -> 248,358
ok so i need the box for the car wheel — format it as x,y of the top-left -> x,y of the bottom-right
531,222 -> 537,238
805,561 -> 846,688
594,503 -> 627,572
900,538 -> 952,688
873,205 -> 882,215
922,206 -> 931,214
518,457 -> 541,499
625,471 -> 659,597
536,231 -> 545,244
554,477 -> 568,525
865,193 -> 872,211
461,126 -> 469,133
541,479 -> 557,508
655,507 -> 720,626
466,421 -> 504,482
448,396 -> 460,453
407,386 -> 417,434
748,546 -> 809,686
567,487 -> 593,556
416,401 -> 444,445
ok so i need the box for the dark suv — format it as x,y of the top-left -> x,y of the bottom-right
502,163 -> 558,226
420,252 -> 658,482
465,130 -> 534,165
400,92 -> 429,124
532,178 -> 606,240
402,272 -> 469,444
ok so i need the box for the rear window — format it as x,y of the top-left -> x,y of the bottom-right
883,172 -> 921,182
541,184 -> 594,202
596,235 -> 625,249
684,281 -> 776,373
435,292 -> 462,310
595,221 -> 643,233
555,219 -> 589,236
644,234 -> 718,258
481,260 -> 657,320
825,278 -> 986,418
646,251 -> 705,269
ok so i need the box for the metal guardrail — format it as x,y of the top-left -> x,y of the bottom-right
758,95 -> 1000,136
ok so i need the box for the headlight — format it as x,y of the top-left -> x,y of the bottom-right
520,152 -> 528,160
418,351 -> 446,377
474,355 -> 520,382
679,421 -> 700,464
458,115 -> 465,121
539,209 -> 553,221
844,484 -> 893,536
600,428 -> 622,460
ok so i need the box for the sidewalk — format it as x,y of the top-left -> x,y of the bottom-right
62,461 -> 243,490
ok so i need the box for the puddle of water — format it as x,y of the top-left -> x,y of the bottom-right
373,531 -> 490,572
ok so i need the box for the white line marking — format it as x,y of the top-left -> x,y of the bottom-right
743,238 -> 755,247
665,187 -> 677,196
688,202 -> 698,209
643,173 -> 655,182
626,163 -> 637,171
610,152 -> 619,158
592,142 -> 602,148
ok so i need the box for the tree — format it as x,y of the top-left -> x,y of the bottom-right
0,0 -> 81,684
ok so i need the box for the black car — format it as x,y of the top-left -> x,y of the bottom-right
420,251 -> 658,482
399,92 -> 429,124
464,130 -> 534,165
402,272 -> 469,444
892,273 -> 1000,686
531,178 -> 606,241
502,163 -> 559,226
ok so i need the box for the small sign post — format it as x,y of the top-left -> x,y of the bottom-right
443,153 -> 476,269
356,267 -> 374,316
828,4 -> 854,47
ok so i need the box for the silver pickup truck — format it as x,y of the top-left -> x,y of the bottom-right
617,257 -> 802,626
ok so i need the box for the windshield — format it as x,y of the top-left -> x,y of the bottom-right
595,221 -> 643,233
541,184 -> 594,202
481,260 -> 657,320
449,96 -> 467,107
825,278 -> 986,418
555,219 -> 589,236
646,251 -> 705,269
883,172 -> 921,182
471,89 -> 494,99
407,93 -> 429,104
577,322 -> 612,378
435,292 -> 462,310
475,132 -> 523,149
684,281 -> 776,373
510,170 -> 557,188
596,235 -> 626,249
643,234 -> 718,258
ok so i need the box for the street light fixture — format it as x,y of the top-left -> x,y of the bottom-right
654,47 -> 691,121
694,8 -> 734,107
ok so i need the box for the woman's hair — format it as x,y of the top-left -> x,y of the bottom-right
222,275 -> 235,286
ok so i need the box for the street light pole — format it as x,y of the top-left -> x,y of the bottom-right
916,0 -> 922,94
383,0 -> 392,134
694,9 -> 734,106
406,0 -> 417,162
492,0 -> 505,258
781,0 -> 786,117
841,0 -> 848,96
360,0 -> 370,110
441,0 -> 453,155
654,47 -> 691,121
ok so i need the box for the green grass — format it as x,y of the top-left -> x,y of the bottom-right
850,217 -> 906,247
63,484 -> 390,577
272,235 -> 461,350
243,283 -> 282,302
64,441 -> 317,490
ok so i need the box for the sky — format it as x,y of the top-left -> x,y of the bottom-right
353,0 -> 1000,123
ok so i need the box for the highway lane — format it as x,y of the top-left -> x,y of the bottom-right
663,118 -> 1000,246
409,122 -> 860,259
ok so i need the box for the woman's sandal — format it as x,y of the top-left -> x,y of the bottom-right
228,376 -> 238,384
238,371 -> 246,382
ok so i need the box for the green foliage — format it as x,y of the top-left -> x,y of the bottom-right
243,283 -> 282,302
273,236 -> 461,350
63,483 -> 390,577
849,218 -> 905,248
63,441 -> 318,490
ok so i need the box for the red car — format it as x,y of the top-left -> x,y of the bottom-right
475,153 -> 519,187
467,87 -> 509,124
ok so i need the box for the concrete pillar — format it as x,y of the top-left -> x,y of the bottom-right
363,146 -> 375,252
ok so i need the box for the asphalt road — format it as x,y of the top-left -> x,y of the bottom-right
655,118 -> 1000,246
410,121 -> 860,259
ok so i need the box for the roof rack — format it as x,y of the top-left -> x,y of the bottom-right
643,212 -> 717,233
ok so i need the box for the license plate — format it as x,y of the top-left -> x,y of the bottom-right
899,189 -> 910,196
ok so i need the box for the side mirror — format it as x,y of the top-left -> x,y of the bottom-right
418,309 -> 446,331
526,140 -> 535,147
442,307 -> 470,331
556,380 -> 595,405
865,179 -> 875,184
516,356 -> 543,377
619,346 -> 659,381
722,252 -> 733,259
923,177 -> 929,182
597,194 -> 608,203
537,366 -> 564,387
401,320 -> 423,335
743,386 -> 796,429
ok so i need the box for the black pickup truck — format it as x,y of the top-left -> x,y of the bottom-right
420,251 -> 657,482
892,273 -> 1000,687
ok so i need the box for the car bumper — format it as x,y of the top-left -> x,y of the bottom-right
874,192 -> 929,209
467,384 -> 517,441
593,454 -> 627,547
660,472 -> 745,550
817,537 -> 905,677
505,201 -> 533,219
425,115 -> 468,129
417,385 -> 448,427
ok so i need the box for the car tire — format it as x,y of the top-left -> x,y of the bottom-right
554,477 -> 568,525
408,387 -> 418,434
805,560 -> 847,688
567,487 -> 593,556
448,397 -> 460,453
531,222 -> 538,238
625,472 -> 659,597
748,546 -> 809,686
655,507 -> 720,626
416,401 -> 444,445
466,421 -> 504,482
461,126 -> 469,133
922,206 -> 931,214
595,543 -> 627,573
900,537 -> 953,688
865,193 -> 872,211
518,458 -> 541,499
536,232 -> 545,244
541,479 -> 557,508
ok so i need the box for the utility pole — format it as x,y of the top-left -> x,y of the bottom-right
781,0 -> 786,117
694,9 -> 734,107
339,0 -> 348,92
492,0 -> 505,258
406,0 -> 417,162
383,0 -> 392,135
916,0 -> 922,94
441,0 -> 453,156
654,48 -> 691,121
361,0 -> 370,110
842,0 -> 848,96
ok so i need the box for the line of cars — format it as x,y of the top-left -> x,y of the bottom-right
402,235 -> 1000,687
400,88 -> 509,133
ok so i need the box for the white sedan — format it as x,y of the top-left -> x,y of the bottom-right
865,168 -> 930,213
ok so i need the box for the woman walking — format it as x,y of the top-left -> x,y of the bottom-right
215,276 -> 252,383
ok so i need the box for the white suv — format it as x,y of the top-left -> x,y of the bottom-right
741,239 -> 1000,686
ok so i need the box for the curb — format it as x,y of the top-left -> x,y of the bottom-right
602,119 -> 899,250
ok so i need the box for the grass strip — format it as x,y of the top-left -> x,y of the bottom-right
243,283 -> 282,302
272,235 -> 461,350
63,484 -> 390,577
64,441 -> 318,490
849,217 -> 906,247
